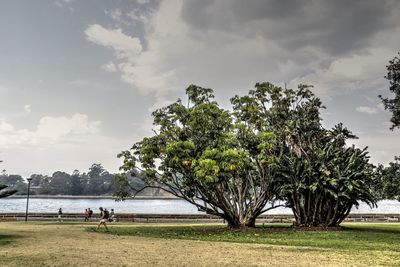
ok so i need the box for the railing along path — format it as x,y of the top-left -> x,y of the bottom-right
1,213 -> 400,223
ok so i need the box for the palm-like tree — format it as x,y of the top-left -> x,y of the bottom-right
0,160 -> 17,198
280,125 -> 376,227
0,184 -> 17,198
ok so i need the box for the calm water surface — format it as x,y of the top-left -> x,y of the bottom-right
0,198 -> 399,214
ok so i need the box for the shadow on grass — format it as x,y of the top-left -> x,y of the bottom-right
87,227 -> 110,233
87,223 -> 400,252
32,221 -> 94,225
0,233 -> 19,246
342,224 -> 400,235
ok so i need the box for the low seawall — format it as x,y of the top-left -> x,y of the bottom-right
8,195 -> 178,200
1,213 -> 400,223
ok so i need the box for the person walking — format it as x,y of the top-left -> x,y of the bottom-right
84,208 -> 89,222
58,208 -> 63,222
88,208 -> 93,219
96,207 -> 109,231
110,208 -> 116,222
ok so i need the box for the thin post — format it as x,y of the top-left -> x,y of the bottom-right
25,178 -> 32,222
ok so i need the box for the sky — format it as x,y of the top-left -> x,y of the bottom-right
0,0 -> 399,177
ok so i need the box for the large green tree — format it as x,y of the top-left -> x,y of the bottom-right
380,52 -> 400,130
376,157 -> 400,201
118,85 -> 283,228
280,128 -> 376,227
50,171 -> 72,195
118,83 -> 377,228
377,52 -> 400,203
231,83 -> 376,227
85,163 -> 117,195
70,170 -> 84,195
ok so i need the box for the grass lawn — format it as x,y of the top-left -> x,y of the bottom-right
98,223 -> 400,252
0,233 -> 18,246
0,222 -> 400,266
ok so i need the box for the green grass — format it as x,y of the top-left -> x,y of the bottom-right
0,233 -> 18,246
94,223 -> 400,252
1,222 -> 400,266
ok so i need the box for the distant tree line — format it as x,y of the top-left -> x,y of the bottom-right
0,163 -> 154,196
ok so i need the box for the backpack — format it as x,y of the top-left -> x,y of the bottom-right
103,210 -> 110,219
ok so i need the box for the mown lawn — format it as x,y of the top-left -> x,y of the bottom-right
96,223 -> 400,253
1,222 -> 400,266
0,233 -> 18,246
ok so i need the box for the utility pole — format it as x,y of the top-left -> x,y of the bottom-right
25,177 -> 33,221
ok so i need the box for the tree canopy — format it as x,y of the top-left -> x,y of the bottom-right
377,52 -> 400,204
380,52 -> 400,130
119,84 -> 284,228
376,157 -> 400,201
234,83 -> 376,227
118,83 -> 377,228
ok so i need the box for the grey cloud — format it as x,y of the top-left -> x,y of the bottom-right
181,0 -> 400,56
181,0 -> 305,29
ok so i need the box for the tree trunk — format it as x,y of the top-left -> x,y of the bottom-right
291,198 -> 352,228
226,215 -> 257,228
244,216 -> 256,228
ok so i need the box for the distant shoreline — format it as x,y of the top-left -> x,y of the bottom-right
8,195 -> 179,200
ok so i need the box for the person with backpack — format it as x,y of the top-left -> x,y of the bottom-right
88,208 -> 93,219
104,208 -> 110,220
96,207 -> 109,231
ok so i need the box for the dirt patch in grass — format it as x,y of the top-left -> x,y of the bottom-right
0,222 -> 399,267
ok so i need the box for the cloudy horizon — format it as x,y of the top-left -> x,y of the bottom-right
0,0 -> 399,177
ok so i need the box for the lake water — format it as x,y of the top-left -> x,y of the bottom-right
1,198 -> 399,214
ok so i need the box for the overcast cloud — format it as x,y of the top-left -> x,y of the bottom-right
0,0 -> 399,176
